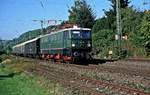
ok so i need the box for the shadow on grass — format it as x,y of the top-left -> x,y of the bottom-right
0,73 -> 15,80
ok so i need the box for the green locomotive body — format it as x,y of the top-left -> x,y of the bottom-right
40,27 -> 92,62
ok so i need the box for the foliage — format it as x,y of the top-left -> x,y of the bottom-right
93,0 -> 131,33
68,0 -> 95,28
108,0 -> 130,9
120,7 -> 145,56
92,17 -> 112,33
121,7 -> 143,35
139,11 -> 150,46
92,29 -> 117,58
0,39 -> 3,48
101,0 -> 131,31
92,0 -> 131,58
0,39 -> 4,54
18,29 -> 41,43
92,1 -> 150,58
138,11 -> 150,56
0,39 -> 12,54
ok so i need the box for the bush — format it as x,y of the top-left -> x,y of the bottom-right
92,29 -> 118,58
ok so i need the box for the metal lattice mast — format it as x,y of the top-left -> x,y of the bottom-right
116,0 -> 122,40
116,0 -> 122,58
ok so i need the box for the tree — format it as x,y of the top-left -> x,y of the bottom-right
139,11 -> 150,45
68,0 -> 95,28
92,17 -> 112,33
102,0 -> 131,30
92,0 -> 131,58
138,11 -> 150,56
108,0 -> 130,10
118,7 -> 145,57
92,29 -> 116,57
121,7 -> 143,35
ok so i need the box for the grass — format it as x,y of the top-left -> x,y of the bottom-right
0,69 -> 65,95
0,69 -> 51,95
0,55 -> 64,95
0,68 -> 65,95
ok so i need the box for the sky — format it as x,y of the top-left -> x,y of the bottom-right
0,0 -> 150,40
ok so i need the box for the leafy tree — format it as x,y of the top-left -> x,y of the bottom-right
117,7 -> 146,57
92,29 -> 116,58
108,0 -> 130,10
93,0 -> 131,33
102,0 -> 131,31
121,7 -> 143,35
92,0 -> 131,58
139,11 -> 150,45
92,17 -> 110,33
68,0 -> 95,28
138,11 -> 150,56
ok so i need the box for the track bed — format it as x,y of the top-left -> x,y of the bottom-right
25,59 -> 150,95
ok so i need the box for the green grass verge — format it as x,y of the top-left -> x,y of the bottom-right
0,55 -> 64,95
0,72 -> 52,95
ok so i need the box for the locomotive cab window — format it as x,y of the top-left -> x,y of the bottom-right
72,31 -> 80,39
82,30 -> 91,39
71,30 -> 91,39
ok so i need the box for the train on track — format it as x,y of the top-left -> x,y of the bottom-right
12,26 -> 92,63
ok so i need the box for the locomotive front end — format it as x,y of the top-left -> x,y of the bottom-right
70,28 -> 92,60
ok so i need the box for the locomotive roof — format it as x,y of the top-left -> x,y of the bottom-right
41,27 -> 91,38
13,27 -> 91,48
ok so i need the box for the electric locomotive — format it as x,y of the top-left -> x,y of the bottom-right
40,26 -> 92,62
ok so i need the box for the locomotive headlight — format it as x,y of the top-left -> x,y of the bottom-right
87,43 -> 91,47
72,44 -> 75,47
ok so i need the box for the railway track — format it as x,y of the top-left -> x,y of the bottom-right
31,65 -> 104,95
40,59 -> 150,78
27,63 -> 150,95
125,58 -> 150,63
